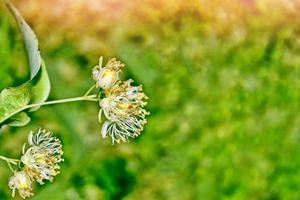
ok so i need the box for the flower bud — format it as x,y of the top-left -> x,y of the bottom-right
92,57 -> 124,90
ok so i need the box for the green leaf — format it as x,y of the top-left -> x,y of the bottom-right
7,112 -> 31,127
0,84 -> 31,124
0,1 -> 50,128
30,60 -> 51,111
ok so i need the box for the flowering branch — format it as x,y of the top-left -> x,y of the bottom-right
1,0 -> 150,199
1,56 -> 149,200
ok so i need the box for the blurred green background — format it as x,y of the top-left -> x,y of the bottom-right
0,0 -> 300,199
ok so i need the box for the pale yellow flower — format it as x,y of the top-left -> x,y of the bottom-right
91,56 -> 149,144
100,79 -> 149,121
99,79 -> 149,144
101,117 -> 147,144
21,129 -> 63,184
8,171 -> 33,199
92,57 -> 124,90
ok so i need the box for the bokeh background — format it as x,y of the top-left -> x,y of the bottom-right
1,0 -> 300,199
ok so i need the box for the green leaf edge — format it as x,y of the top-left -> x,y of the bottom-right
0,0 -> 51,128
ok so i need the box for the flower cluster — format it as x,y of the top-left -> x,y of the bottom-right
8,129 -> 63,199
93,57 -> 149,144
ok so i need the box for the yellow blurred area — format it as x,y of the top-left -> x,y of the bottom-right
11,0 -> 300,50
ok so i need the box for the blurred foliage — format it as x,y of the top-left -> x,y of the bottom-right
1,0 -> 300,199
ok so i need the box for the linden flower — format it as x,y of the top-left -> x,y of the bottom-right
21,129 -> 63,185
99,79 -> 149,144
92,57 -> 124,90
8,171 -> 33,199
101,117 -> 148,144
100,79 -> 149,120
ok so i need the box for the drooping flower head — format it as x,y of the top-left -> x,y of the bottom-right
21,129 -> 64,185
92,57 -> 150,144
92,57 -> 124,90
101,117 -> 148,144
8,171 -> 33,199
99,79 -> 149,144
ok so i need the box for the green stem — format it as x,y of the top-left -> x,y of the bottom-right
0,155 -> 19,172
6,94 -> 99,123
27,94 -> 98,108
0,156 -> 20,173
0,156 -> 19,164
84,85 -> 96,97
6,160 -> 15,172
